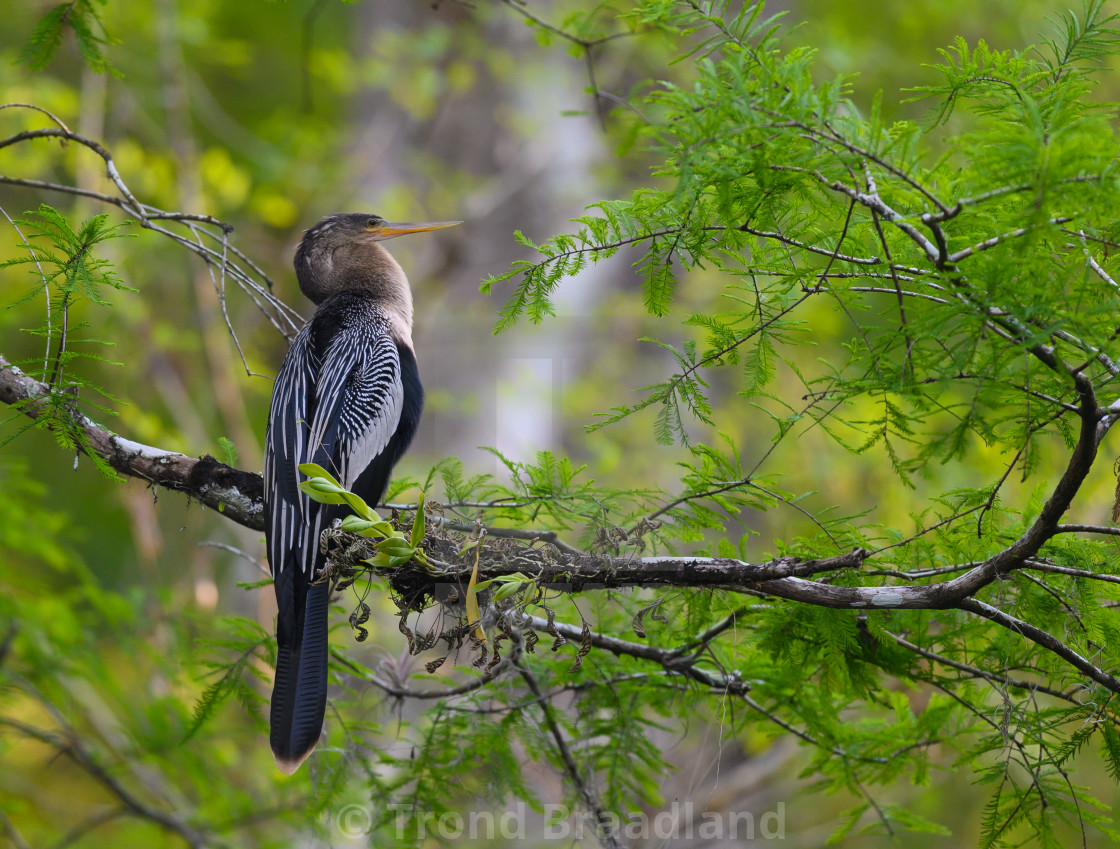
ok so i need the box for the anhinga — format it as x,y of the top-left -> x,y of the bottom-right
263,213 -> 459,774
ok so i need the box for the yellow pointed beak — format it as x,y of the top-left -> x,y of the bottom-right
366,220 -> 462,240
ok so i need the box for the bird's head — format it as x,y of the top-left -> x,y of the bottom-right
294,212 -> 461,308
305,212 -> 461,247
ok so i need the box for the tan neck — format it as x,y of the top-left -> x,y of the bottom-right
296,240 -> 414,344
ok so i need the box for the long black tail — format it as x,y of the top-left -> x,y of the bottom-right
269,583 -> 329,774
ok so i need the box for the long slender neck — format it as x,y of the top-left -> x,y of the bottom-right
295,239 -> 414,345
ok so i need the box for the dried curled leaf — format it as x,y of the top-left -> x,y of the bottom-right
1113,456 -> 1120,523
632,597 -> 667,638
349,601 -> 371,642
425,655 -> 448,674
472,641 -> 489,668
545,605 -> 566,651
485,634 -> 505,673
569,620 -> 592,672
398,613 -> 416,654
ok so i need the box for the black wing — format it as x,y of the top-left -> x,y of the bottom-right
265,311 -> 404,580
263,302 -> 404,772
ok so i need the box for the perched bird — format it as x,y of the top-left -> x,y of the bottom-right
263,213 -> 459,774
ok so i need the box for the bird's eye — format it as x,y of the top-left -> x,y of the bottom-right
366,217 -> 381,228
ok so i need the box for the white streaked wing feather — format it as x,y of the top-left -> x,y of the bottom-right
307,325 -> 403,490
264,325 -> 316,576
339,335 -> 403,488
266,309 -> 403,579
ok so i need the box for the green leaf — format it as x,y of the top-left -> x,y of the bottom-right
216,437 -> 238,467
296,479 -> 347,504
19,1 -> 117,74
297,463 -> 341,488
410,491 -> 426,548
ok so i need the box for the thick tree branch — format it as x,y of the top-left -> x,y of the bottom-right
5,332 -> 1112,660
325,375 -> 1097,609
754,375 -> 1104,610
326,525 -> 868,597
0,352 -> 863,603
0,354 -> 264,530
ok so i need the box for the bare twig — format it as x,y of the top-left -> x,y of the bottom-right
948,217 -> 1075,264
886,630 -> 1078,704
198,540 -> 270,575
958,598 -> 1120,694
435,518 -> 585,555
497,0 -> 634,130
0,116 -> 302,341
517,661 -> 624,849
0,717 -> 209,848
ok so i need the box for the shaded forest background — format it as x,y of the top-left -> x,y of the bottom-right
4,1 -> 1120,847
